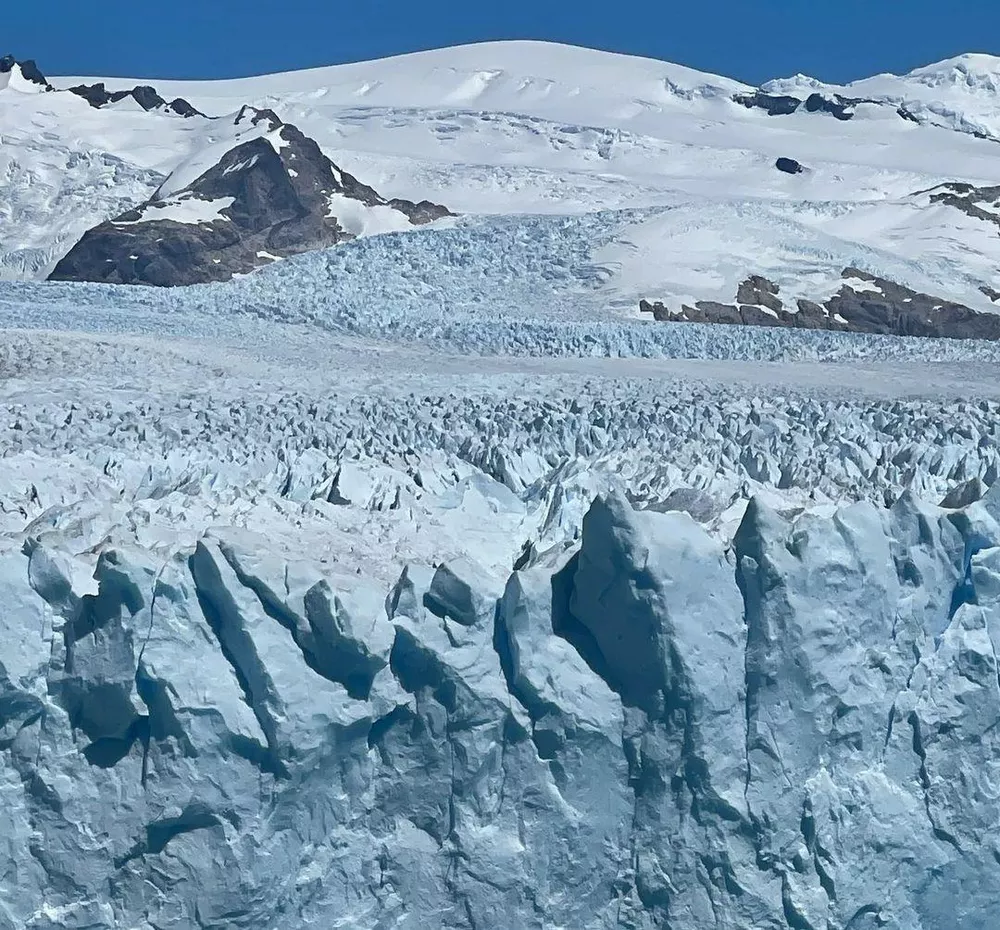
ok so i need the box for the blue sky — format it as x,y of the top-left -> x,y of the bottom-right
8,0 -> 1000,84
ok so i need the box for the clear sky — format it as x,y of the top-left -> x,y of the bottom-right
7,0 -> 1000,84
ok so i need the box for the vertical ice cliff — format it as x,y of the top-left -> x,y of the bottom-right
1,485 -> 999,928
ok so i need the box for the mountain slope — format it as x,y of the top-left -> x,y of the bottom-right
4,42 -> 1000,319
49,108 -> 450,285
767,52 -> 1000,141
59,40 -> 752,124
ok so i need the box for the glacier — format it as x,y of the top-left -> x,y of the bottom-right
3,37 -> 1000,930
5,211 -> 1000,365
1,322 -> 1000,928
3,468 -> 1000,929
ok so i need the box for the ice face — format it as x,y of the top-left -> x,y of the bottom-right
4,453 -> 1000,929
0,313 -> 996,928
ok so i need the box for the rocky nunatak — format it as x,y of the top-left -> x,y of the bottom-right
66,81 -> 204,117
0,55 -> 54,90
641,268 -> 1000,340
49,107 -> 452,287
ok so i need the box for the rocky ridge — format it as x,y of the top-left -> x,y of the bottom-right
0,56 -> 54,91
66,81 -> 204,117
641,267 -> 1000,340
49,107 -> 452,286
733,86 -> 952,135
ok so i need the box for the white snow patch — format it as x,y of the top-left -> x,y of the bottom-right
223,154 -> 261,175
0,65 -> 47,95
971,199 -> 1000,217
266,128 -> 290,153
842,276 -> 884,294
114,195 -> 235,226
326,194 -> 412,237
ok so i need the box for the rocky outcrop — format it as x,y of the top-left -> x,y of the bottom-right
2,57 -> 195,111
67,82 -> 204,117
2,486 -> 1000,927
734,90 -> 802,115
736,274 -> 784,310
0,55 -> 53,91
49,111 -> 452,286
234,104 -> 282,130
641,268 -> 1000,339
804,91 -> 858,120
775,156 -> 806,174
923,181 -> 1000,232
735,86 -> 917,127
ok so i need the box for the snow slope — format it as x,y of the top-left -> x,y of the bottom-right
61,41 -> 750,124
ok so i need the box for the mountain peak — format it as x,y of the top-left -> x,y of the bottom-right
904,52 -> 1000,91
0,55 -> 53,92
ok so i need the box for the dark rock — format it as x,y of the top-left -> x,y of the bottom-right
693,301 -> 744,323
826,267 -> 1000,339
733,91 -> 802,116
736,274 -> 783,312
67,82 -> 116,107
980,285 -> 1000,303
924,182 -> 1000,232
775,157 -> 806,175
804,92 -> 857,121
641,267 -> 1000,340
0,55 -> 53,90
388,199 -> 454,226
14,59 -> 49,88
639,298 -> 676,322
929,182 -> 977,196
50,115 -> 452,287
736,304 -> 786,326
67,81 -> 204,117
736,85 -> 921,128
130,85 -> 166,111
683,302 -> 743,324
167,97 -> 201,118
794,299 -> 844,330
234,105 -> 282,130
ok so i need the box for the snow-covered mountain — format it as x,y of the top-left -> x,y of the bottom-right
3,42 -> 1000,326
766,53 -> 1000,140
49,105 -> 450,286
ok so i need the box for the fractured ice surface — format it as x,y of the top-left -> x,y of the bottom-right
1,340 -> 1000,927
4,472 -> 1000,928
